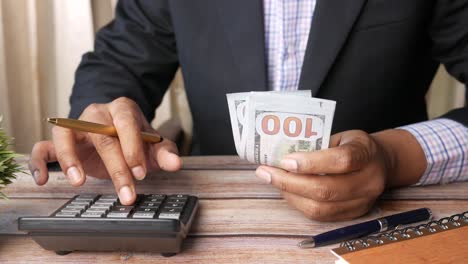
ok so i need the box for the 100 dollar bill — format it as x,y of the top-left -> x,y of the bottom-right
227,91 -> 336,166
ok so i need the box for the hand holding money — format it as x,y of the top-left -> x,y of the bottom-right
226,91 -> 336,167
227,91 -> 427,221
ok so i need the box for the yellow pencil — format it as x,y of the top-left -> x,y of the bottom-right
46,118 -> 163,143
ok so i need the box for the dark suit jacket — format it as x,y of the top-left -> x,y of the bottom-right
70,0 -> 467,155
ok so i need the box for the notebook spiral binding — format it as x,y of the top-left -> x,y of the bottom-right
340,211 -> 468,252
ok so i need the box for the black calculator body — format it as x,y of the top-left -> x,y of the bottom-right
18,194 -> 199,256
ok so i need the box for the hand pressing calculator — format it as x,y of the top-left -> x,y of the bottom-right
18,193 -> 199,257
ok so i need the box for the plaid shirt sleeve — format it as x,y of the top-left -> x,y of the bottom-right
399,118 -> 468,186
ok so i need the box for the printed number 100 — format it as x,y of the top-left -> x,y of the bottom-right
256,114 -> 322,139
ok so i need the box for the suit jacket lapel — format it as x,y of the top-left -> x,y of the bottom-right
299,0 -> 367,95
216,0 -> 267,92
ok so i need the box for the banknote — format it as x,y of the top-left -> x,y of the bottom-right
226,90 -> 312,158
226,91 -> 336,166
226,92 -> 249,157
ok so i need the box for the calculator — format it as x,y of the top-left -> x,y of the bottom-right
18,193 -> 199,257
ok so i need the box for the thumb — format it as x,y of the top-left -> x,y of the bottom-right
279,130 -> 373,174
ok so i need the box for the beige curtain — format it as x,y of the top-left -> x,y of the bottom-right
0,0 -> 191,153
0,0 -> 465,153
0,0 -> 95,152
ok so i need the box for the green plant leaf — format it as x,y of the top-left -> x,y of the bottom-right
0,115 -> 23,199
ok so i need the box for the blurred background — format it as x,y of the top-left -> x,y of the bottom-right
0,0 -> 465,154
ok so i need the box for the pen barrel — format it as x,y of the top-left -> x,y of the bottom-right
52,118 -> 162,143
385,208 -> 431,229
141,132 -> 163,143
313,220 -> 381,247
55,118 -> 118,136
310,208 -> 431,248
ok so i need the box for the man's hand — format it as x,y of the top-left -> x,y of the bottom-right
29,97 -> 182,205
255,129 -> 427,221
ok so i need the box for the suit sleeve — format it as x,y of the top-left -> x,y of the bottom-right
429,0 -> 468,126
69,0 -> 178,122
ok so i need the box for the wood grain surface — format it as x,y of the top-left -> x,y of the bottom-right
1,156 -> 467,263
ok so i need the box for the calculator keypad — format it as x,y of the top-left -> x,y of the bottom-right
54,194 -> 189,220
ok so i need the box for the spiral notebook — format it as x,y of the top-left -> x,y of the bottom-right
331,211 -> 468,264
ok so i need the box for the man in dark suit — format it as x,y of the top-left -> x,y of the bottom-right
30,1 -> 467,221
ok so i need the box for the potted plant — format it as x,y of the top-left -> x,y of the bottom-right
0,116 -> 23,199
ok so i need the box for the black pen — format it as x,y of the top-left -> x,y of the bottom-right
298,208 -> 432,248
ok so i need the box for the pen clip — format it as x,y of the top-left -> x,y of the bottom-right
388,208 -> 434,230
394,215 -> 434,230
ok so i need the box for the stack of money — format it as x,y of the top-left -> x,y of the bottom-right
226,91 -> 336,167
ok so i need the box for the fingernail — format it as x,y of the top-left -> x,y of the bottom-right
132,166 -> 146,180
256,168 -> 272,184
33,170 -> 40,183
67,166 -> 82,184
119,185 -> 133,203
281,159 -> 298,171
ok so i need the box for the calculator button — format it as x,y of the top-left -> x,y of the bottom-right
111,206 -> 133,213
140,202 -> 161,209
147,194 -> 166,199
74,197 -> 95,201
136,208 -> 158,213
70,201 -> 91,207
56,211 -> 79,217
106,206 -> 133,218
65,204 -> 88,210
98,198 -> 118,203
137,206 -> 159,211
140,206 -> 160,210
73,199 -> 94,204
75,194 -> 99,200
167,198 -> 187,203
142,202 -> 161,206
132,212 -> 156,219
158,212 -> 181,220
114,201 -> 136,207
81,212 -> 105,218
86,207 -> 109,214
61,208 -> 84,214
169,194 -> 188,199
164,202 -> 185,208
160,207 -> 183,213
107,212 -> 130,218
94,201 -> 116,206
90,203 -> 112,208
144,198 -> 165,203
97,198 -> 119,203
99,194 -> 118,199
71,201 -> 91,205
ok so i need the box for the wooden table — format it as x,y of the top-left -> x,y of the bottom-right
1,156 -> 467,263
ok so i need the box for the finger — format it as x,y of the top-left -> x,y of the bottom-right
152,137 -> 182,172
90,132 -> 137,205
29,141 -> 57,185
256,165 -> 385,202
108,97 -> 147,180
83,107 -> 137,205
281,191 -> 374,221
279,131 -> 374,174
52,126 -> 86,186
